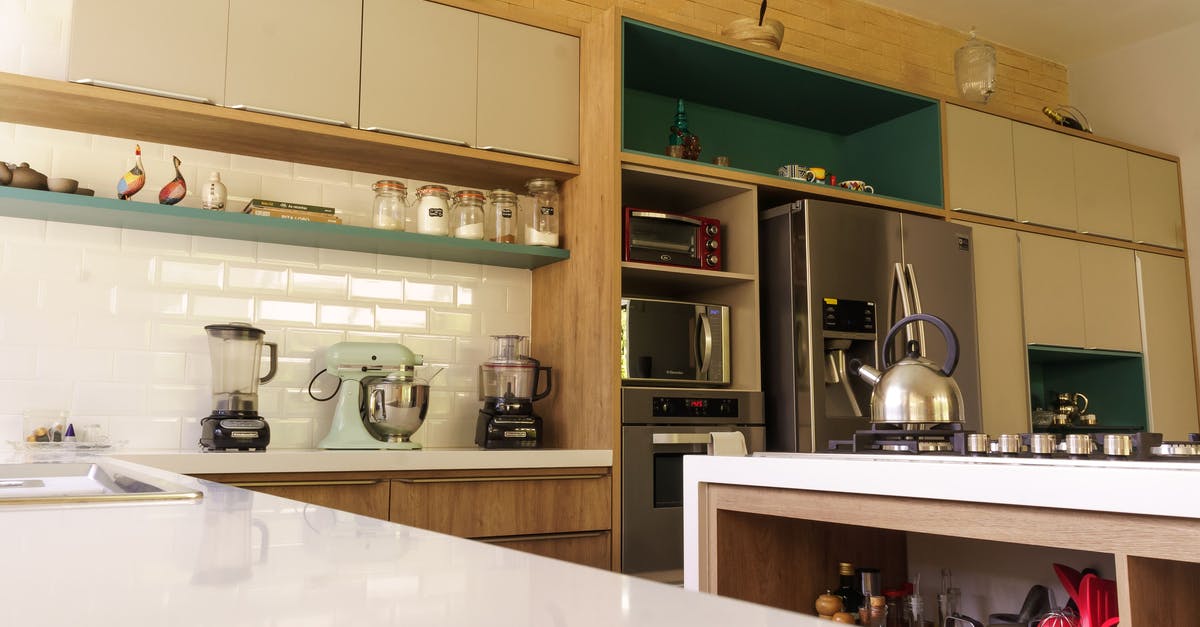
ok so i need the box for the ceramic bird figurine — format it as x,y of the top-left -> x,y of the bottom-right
158,155 -> 187,205
117,144 -> 146,200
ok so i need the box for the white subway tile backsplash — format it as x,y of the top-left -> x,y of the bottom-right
192,236 -> 257,262
0,272 -> 40,312
92,135 -> 163,161
440,363 -> 477,392
1,310 -> 78,347
40,280 -> 115,315
184,353 -> 210,385
152,322 -> 210,353
15,123 -> 88,148
430,310 -> 477,336
290,270 -> 348,297
258,242 -> 318,268
261,175 -> 322,206
0,414 -> 20,443
0,138 -> 52,172
404,280 -> 455,305
147,385 -> 205,415
0,347 -> 37,379
378,254 -> 431,277
400,334 -> 455,363
122,229 -> 190,255
214,169 -> 262,202
318,303 -> 374,328
343,330 -> 403,344
77,316 -> 151,350
83,249 -> 156,286
3,240 -> 82,277
507,285 -> 532,313
456,285 -> 473,307
190,293 -> 254,321
0,122 -> 13,141
280,388 -> 322,418
0,216 -> 47,242
44,221 -> 122,250
349,276 -> 404,301
257,299 -> 317,326
109,416 -> 182,450
179,417 -> 202,450
483,265 -> 531,286
430,260 -> 483,281
376,306 -> 428,332
72,381 -> 147,415
483,312 -> 531,337
320,184 -> 373,219
268,418 -> 314,449
36,347 -> 113,379
319,248 -> 377,272
273,357 -> 315,388
283,328 -> 345,357
229,265 -> 288,292
229,154 -> 292,178
455,337 -> 491,370
425,389 -> 453,419
295,163 -> 353,185
50,145 -> 120,194
472,284 -> 507,313
159,258 -> 224,289
0,380 -> 67,413
165,145 -> 232,170
114,287 -> 188,317
114,351 -> 187,383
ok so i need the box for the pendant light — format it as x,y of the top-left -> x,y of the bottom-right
955,28 -> 996,103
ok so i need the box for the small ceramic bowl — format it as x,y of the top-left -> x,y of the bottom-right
75,187 -> 95,197
47,178 -> 79,194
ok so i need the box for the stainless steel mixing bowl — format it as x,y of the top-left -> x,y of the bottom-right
364,378 -> 429,442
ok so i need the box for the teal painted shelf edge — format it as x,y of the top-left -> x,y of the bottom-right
1027,345 -> 1142,361
0,186 -> 569,270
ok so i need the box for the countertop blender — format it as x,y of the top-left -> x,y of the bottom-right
475,334 -> 552,449
316,341 -> 428,450
201,323 -> 278,451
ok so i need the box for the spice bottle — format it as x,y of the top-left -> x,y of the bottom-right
524,177 -> 560,247
200,171 -> 227,211
487,189 -> 518,243
414,184 -> 450,236
371,179 -> 408,230
451,189 -> 485,240
834,562 -> 864,617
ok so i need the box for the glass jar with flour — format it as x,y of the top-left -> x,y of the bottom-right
524,177 -> 560,247
450,190 -> 486,240
414,184 -> 450,236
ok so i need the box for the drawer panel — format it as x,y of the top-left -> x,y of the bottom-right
234,480 -> 390,520
484,531 -> 611,569
389,474 -> 610,537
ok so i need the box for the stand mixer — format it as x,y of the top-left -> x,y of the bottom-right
316,341 -> 428,450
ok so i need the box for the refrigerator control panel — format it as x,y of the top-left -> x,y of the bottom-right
822,298 -> 875,333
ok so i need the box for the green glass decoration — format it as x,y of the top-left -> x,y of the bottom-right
667,99 -> 701,160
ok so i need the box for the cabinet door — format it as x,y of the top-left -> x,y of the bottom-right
226,0 -> 362,127
68,0 -> 229,105
360,0 -> 476,145
961,223 -> 1029,434
1079,243 -> 1142,351
945,105 -> 1017,220
1019,233 -> 1085,347
1129,153 -> 1185,249
484,531 -> 611,569
477,16 -> 580,163
1073,138 -> 1133,240
1013,123 -> 1077,230
1137,253 -> 1200,438
235,480 -> 390,520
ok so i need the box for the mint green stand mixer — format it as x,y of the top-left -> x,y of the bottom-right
316,342 -> 428,450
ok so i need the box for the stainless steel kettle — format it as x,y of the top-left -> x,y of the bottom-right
849,313 -> 964,424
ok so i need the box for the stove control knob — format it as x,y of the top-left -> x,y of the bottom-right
706,254 -> 719,267
965,433 -> 990,455
1104,434 -> 1133,458
705,239 -> 719,250
1029,433 -> 1057,457
655,399 -> 674,415
705,224 -> 719,237
1066,433 -> 1095,458
997,434 -> 1022,456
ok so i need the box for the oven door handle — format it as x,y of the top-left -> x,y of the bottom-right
698,311 -> 713,378
651,433 -> 712,445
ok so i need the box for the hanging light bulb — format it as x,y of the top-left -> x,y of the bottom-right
955,27 -> 996,103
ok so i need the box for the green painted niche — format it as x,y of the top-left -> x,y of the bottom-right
1027,345 -> 1148,431
621,18 -> 944,207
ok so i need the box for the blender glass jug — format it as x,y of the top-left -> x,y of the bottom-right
205,323 -> 278,412
479,335 -> 551,402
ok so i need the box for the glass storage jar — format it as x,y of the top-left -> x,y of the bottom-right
371,179 -> 408,230
451,189 -> 486,240
414,184 -> 450,236
488,189 -> 518,243
524,177 -> 560,247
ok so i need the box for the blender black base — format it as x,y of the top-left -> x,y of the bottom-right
475,412 -> 542,449
200,414 -> 271,451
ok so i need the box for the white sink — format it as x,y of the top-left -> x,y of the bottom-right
0,462 -> 202,505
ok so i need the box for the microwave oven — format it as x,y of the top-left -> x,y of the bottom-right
620,297 -> 730,386
623,207 -> 722,271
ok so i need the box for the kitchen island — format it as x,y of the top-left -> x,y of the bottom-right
683,452 -> 1200,626
0,454 -> 809,626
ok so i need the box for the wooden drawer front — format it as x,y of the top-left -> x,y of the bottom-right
484,531 -> 611,569
389,474 -> 610,537
234,480 -> 390,520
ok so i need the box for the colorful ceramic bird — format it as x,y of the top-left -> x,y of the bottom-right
158,155 -> 187,205
117,144 -> 146,200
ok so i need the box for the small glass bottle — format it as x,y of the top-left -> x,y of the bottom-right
834,562 -> 864,618
488,189 -> 518,243
200,171 -> 227,211
451,189 -> 485,240
414,184 -> 450,236
371,179 -> 407,230
524,177 -> 560,247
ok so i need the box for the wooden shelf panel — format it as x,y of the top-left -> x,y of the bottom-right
620,262 -> 755,293
0,72 -> 579,192
0,186 -> 569,269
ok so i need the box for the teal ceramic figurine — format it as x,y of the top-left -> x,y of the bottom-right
117,144 -> 146,200
158,155 -> 187,205
668,99 -> 701,160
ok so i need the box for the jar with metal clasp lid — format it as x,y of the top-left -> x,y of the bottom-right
524,177 -> 560,247
450,190 -> 486,240
487,189 -> 519,243
371,179 -> 408,230
414,184 -> 450,236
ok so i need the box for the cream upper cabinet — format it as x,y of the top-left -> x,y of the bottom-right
945,105 -> 1017,220
1129,153 -> 1185,249
960,222 -> 1029,433
477,16 -> 580,164
68,0 -> 229,105
1073,138 -> 1133,240
226,0 -> 362,127
1078,243 -> 1142,351
1013,123 -> 1077,230
1019,233 -> 1085,347
360,0 -> 477,146
1137,253 -> 1199,438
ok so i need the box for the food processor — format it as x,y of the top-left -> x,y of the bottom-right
315,341 -> 428,450
475,335 -> 553,449
201,323 -> 278,451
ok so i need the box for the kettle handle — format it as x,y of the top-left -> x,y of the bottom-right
882,313 -> 959,376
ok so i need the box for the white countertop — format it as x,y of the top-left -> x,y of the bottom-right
113,448 -> 612,475
682,452 -> 1200,590
1,455 -> 809,626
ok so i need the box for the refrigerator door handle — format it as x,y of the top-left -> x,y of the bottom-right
905,263 -> 928,357
891,263 -> 917,358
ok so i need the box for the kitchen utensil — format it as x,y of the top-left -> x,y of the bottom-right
201,323 -> 278,451
1052,563 -> 1083,609
476,334 -> 553,448
9,162 -> 48,190
850,313 -> 964,424
0,161 -> 12,185
75,187 -> 95,196
989,584 -> 1051,625
1077,574 -> 1117,627
315,341 -> 425,450
48,177 -> 79,194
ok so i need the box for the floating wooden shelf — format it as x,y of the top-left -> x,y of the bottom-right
0,186 -> 569,269
0,72 -> 579,192
620,262 -> 755,293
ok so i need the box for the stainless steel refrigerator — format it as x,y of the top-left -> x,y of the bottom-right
759,199 -> 982,452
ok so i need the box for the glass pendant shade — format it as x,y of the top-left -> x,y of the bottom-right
955,29 -> 996,103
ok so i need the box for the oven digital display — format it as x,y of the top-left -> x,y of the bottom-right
652,397 -> 739,418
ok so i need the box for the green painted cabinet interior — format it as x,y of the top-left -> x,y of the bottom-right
620,19 -> 944,208
1028,346 -> 1148,431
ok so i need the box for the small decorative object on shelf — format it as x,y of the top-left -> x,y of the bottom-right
667,99 -> 701,160
1042,105 -> 1092,133
117,144 -> 146,200
158,155 -> 187,205
200,171 -> 227,211
954,28 -> 996,103
720,0 -> 784,50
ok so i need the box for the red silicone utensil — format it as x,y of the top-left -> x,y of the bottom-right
1053,563 -> 1084,608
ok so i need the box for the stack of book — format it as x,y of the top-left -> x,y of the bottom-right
243,198 -> 342,224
